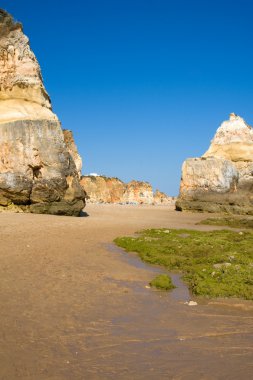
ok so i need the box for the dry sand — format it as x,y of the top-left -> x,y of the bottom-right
0,204 -> 252,379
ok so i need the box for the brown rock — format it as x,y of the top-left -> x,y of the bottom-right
63,130 -> 83,178
80,176 -> 125,203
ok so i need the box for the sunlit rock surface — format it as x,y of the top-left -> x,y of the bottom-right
80,176 -> 125,204
203,113 -> 253,162
0,9 -> 85,215
122,180 -> 154,204
80,175 -> 174,205
176,114 -> 253,214
153,190 -> 176,205
63,130 -> 83,178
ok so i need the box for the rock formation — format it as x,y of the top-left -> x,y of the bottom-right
63,130 -> 82,178
80,175 -> 175,205
0,9 -> 86,215
121,180 -> 154,204
176,114 -> 253,214
80,176 -> 125,203
154,190 -> 175,205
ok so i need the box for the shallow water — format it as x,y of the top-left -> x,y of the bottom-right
106,243 -> 191,302
0,206 -> 252,379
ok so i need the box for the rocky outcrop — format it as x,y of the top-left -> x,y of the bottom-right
0,10 -> 56,123
0,9 -> 86,215
122,180 -> 154,204
176,114 -> 253,214
80,175 -> 174,205
203,113 -> 253,161
154,190 -> 175,205
80,176 -> 125,203
63,130 -> 82,178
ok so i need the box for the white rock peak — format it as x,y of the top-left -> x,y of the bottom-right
203,113 -> 253,161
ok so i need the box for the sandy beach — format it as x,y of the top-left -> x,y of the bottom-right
0,204 -> 252,379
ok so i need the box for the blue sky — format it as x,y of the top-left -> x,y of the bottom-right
2,0 -> 253,195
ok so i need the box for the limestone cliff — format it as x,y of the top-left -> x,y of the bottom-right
203,113 -> 253,162
154,190 -> 175,205
0,10 -> 56,123
80,176 -> 125,203
80,175 -> 174,205
122,180 -> 154,204
0,10 -> 86,215
176,114 -> 253,214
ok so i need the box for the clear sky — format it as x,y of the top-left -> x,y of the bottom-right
2,0 -> 253,195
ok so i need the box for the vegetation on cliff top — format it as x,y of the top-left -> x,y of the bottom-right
0,9 -> 23,36
114,228 -> 253,300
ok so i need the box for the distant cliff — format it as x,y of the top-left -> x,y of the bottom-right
80,176 -> 175,205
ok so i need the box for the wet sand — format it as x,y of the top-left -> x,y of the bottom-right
0,204 -> 252,379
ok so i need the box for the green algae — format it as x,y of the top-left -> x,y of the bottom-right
114,228 -> 253,300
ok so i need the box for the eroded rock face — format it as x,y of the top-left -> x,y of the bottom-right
153,190 -> 175,205
63,130 -> 82,178
203,113 -> 253,162
80,176 -> 125,203
0,10 -> 56,123
122,180 -> 154,204
176,114 -> 253,214
0,10 -> 85,215
80,176 -> 174,205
